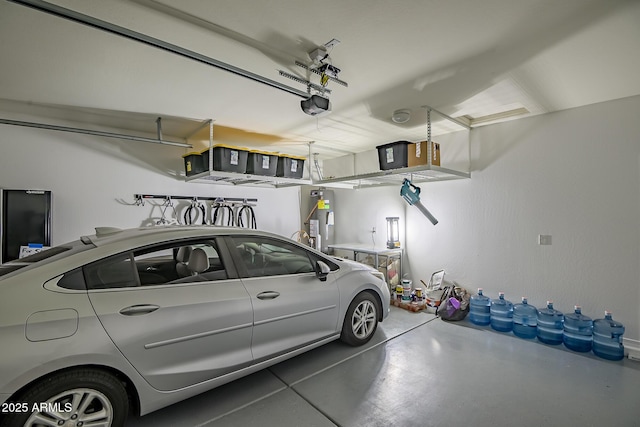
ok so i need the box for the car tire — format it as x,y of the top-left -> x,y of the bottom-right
340,291 -> 379,346
0,368 -> 129,427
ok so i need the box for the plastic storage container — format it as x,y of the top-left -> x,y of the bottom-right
563,306 -> 593,352
490,292 -> 513,332
469,288 -> 491,326
592,311 -> 625,361
401,279 -> 412,304
246,150 -> 278,176
184,145 -> 250,176
276,154 -> 306,178
425,288 -> 445,308
395,283 -> 403,302
512,297 -> 538,339
536,301 -> 564,345
209,144 -> 248,174
413,287 -> 425,306
376,141 -> 411,170
182,150 -> 206,176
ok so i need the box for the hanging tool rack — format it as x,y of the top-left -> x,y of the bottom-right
134,194 -> 259,228
134,194 -> 257,205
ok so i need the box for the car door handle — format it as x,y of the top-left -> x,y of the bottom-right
257,291 -> 280,300
119,304 -> 160,316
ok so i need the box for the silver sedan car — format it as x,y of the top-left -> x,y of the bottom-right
0,226 -> 390,427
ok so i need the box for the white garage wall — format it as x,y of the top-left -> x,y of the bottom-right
0,111 -> 301,245
337,95 -> 640,343
2,97 -> 638,344
332,185 -> 406,249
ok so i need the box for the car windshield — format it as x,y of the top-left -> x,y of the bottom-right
0,239 -> 94,278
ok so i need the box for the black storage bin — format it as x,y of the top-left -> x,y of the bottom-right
276,154 -> 306,178
246,150 -> 278,176
209,144 -> 248,173
376,141 -> 411,170
182,151 -> 206,176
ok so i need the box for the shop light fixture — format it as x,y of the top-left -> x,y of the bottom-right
386,217 -> 400,249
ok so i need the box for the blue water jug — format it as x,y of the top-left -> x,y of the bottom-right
592,311 -> 625,361
490,292 -> 513,332
513,297 -> 537,339
537,301 -> 564,345
563,306 -> 593,352
469,288 -> 491,326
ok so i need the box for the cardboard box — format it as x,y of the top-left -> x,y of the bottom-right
408,141 -> 440,167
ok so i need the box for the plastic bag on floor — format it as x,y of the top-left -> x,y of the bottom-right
436,283 -> 470,321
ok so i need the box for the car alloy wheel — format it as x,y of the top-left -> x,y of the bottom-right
341,291 -> 379,346
24,388 -> 113,427
0,369 -> 128,427
352,300 -> 377,339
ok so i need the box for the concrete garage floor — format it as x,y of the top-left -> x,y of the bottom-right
129,307 -> 640,427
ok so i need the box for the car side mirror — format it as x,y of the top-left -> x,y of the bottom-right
315,260 -> 331,282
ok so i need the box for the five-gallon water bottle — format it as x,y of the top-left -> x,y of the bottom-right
490,292 -> 513,332
469,288 -> 491,326
563,306 -> 593,352
592,311 -> 625,361
512,297 -> 537,339
537,301 -> 564,345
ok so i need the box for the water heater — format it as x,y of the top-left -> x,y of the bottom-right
308,189 -> 334,253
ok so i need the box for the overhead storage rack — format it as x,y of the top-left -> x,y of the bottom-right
185,169 -> 312,188
311,164 -> 470,189
0,100 -> 468,189
183,120 -> 312,188
309,107 -> 471,189
186,107 -> 470,189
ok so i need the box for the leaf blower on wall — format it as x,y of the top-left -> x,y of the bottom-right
400,178 -> 438,226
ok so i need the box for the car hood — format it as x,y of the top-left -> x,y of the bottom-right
335,257 -> 376,272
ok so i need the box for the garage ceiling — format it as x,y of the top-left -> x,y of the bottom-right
0,0 -> 639,159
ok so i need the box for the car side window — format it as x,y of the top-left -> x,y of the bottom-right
57,267 -> 87,290
83,240 -> 229,290
84,253 -> 138,290
231,236 -> 315,278
134,240 -> 228,285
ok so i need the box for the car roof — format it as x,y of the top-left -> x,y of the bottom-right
82,226 -> 278,247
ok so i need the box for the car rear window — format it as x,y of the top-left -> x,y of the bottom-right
0,240 -> 95,279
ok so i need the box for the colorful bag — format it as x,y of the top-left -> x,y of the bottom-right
436,283 -> 470,321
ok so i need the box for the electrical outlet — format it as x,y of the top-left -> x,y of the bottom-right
538,235 -> 552,245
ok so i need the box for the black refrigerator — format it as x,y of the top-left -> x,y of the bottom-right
1,189 -> 52,263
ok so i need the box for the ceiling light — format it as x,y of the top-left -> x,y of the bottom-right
392,109 -> 411,124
